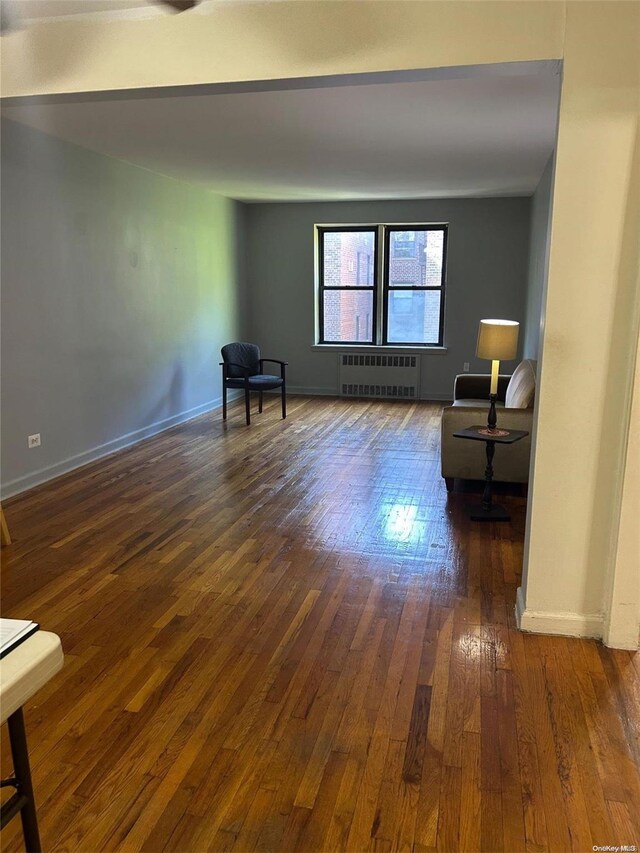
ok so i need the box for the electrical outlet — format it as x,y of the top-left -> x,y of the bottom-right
28,433 -> 41,449
463,362 -> 470,372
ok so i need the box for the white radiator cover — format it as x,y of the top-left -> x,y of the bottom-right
338,353 -> 421,399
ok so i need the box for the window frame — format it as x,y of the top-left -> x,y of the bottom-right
316,223 -> 448,348
317,225 -> 379,346
382,224 -> 448,348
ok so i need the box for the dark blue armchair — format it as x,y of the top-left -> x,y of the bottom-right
220,342 -> 288,426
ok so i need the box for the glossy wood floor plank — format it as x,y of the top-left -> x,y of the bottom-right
1,396 -> 638,852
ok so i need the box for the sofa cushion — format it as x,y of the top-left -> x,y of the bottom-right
505,359 -> 537,408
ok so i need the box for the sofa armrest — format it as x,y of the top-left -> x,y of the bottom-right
453,373 -> 511,402
441,405 -> 533,483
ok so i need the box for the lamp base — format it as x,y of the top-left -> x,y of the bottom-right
487,393 -> 498,430
466,503 -> 511,522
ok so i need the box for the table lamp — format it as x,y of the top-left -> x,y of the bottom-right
476,319 -> 519,431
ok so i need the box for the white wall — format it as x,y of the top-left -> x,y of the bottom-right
522,155 -> 555,360
0,2 -> 565,99
519,3 -> 640,642
1,119 -> 246,497
604,323 -> 640,649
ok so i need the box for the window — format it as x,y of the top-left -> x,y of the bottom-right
318,227 -> 377,344
317,224 -> 447,347
384,226 -> 447,346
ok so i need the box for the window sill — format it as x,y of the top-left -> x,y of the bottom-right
311,344 -> 448,355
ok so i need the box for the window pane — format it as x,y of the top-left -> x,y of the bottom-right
388,228 -> 444,287
323,290 -> 374,342
323,231 -> 375,287
387,290 -> 441,344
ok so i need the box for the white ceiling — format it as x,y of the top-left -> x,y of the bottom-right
1,71 -> 560,202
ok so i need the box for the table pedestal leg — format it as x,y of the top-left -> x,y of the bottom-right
7,709 -> 41,853
467,439 -> 511,521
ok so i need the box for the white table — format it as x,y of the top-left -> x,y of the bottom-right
0,631 -> 63,852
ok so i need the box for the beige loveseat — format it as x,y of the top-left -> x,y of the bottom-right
441,359 -> 537,488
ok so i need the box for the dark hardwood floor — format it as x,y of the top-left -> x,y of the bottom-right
1,396 -> 638,852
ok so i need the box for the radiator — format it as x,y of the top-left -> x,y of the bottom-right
338,353 -> 421,399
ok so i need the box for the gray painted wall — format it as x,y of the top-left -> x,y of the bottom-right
1,119 -> 245,497
244,198 -> 531,399
523,155 -> 554,359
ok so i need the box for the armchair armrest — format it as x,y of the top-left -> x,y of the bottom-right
259,358 -> 288,379
454,373 -> 511,402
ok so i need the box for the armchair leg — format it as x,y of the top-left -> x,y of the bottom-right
281,383 -> 287,419
444,477 -> 454,492
259,391 -> 263,414
222,382 -> 227,420
245,388 -> 251,426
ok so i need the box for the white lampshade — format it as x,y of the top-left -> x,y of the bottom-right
476,319 -> 519,361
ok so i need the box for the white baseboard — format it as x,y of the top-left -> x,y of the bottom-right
515,586 -> 604,639
602,612 -> 640,650
1,392 -> 241,500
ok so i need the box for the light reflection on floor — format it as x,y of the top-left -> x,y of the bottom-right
275,434 -> 455,563
217,399 -> 522,571
383,503 -> 424,545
